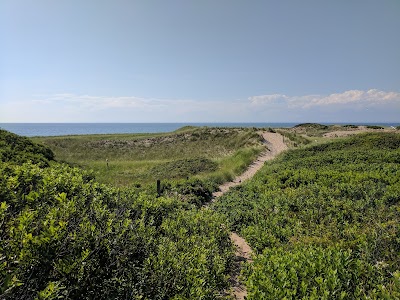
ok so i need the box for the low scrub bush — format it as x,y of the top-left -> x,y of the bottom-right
214,133 -> 400,298
150,157 -> 217,179
366,125 -> 384,129
160,178 -> 218,206
247,246 -> 400,299
0,130 -> 234,299
293,123 -> 329,130
0,129 -> 54,166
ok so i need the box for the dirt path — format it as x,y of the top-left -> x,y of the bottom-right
229,232 -> 254,299
212,132 -> 288,299
212,132 -> 288,198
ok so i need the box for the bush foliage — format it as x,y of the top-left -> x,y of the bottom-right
4,128 -> 400,299
0,129 -> 54,167
0,130 -> 233,299
214,133 -> 400,299
150,157 -> 218,179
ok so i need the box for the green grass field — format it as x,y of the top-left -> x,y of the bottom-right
33,126 -> 265,187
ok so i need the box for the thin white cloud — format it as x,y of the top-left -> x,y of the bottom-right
249,89 -> 400,109
2,89 -> 399,122
25,93 -> 242,122
249,94 -> 288,105
34,94 -> 186,110
36,89 -> 400,113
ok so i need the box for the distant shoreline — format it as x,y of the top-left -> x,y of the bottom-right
1,122 -> 399,137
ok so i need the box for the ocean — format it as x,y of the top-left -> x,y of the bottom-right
0,123 -> 398,137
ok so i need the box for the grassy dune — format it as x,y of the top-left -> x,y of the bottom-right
33,126 -> 264,187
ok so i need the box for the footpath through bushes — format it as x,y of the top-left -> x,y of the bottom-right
214,133 -> 400,299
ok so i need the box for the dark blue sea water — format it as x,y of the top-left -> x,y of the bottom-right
0,123 -> 399,137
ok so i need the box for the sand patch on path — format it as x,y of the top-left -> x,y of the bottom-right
212,131 -> 288,300
323,126 -> 395,138
212,132 -> 287,198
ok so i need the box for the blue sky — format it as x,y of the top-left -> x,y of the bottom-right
1,0 -> 399,122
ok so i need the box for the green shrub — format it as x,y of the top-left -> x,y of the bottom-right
366,125 -> 384,129
160,178 -> 217,206
150,157 -> 218,179
0,131 -> 234,299
0,129 -> 54,166
246,246 -> 400,299
293,123 -> 329,130
214,133 -> 400,297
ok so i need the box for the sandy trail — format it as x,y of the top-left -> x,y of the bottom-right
229,232 -> 254,299
212,132 -> 287,300
212,132 -> 288,198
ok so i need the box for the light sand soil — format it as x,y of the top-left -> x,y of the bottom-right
212,132 -> 288,299
229,232 -> 253,299
323,126 -> 396,138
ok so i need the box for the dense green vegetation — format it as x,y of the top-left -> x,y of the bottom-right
0,129 -> 54,167
293,123 -> 329,130
4,126 -> 400,299
150,158 -> 218,179
1,130 -> 234,299
33,127 -> 263,187
214,133 -> 400,299
366,125 -> 384,129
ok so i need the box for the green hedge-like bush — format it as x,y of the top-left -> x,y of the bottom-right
0,131 -> 234,299
0,129 -> 54,166
150,157 -> 218,179
366,125 -> 384,129
214,133 -> 400,298
246,246 -> 400,299
160,178 -> 218,206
